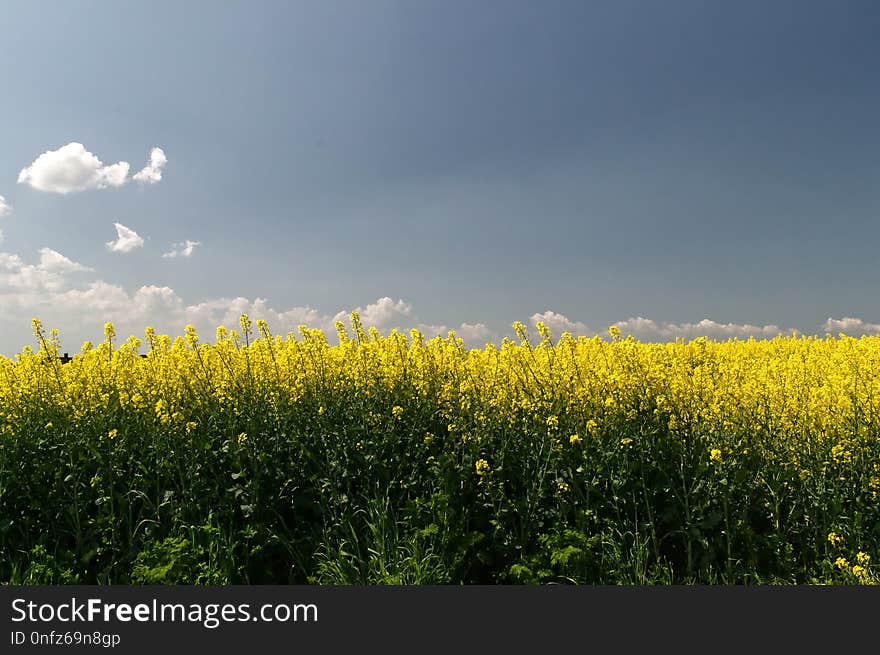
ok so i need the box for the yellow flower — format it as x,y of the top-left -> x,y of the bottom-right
620,437 -> 633,447
851,565 -> 868,580
830,443 -> 852,464
103,322 -> 116,341
392,405 -> 404,419
828,532 -> 843,547
239,313 -> 252,334
107,429 -> 118,440
237,432 -> 248,445
608,325 -> 621,339
710,448 -> 722,464
835,557 -> 850,570
475,459 -> 490,476
556,480 -> 570,494
185,325 -> 199,348
856,552 -> 870,566
569,434 -> 582,445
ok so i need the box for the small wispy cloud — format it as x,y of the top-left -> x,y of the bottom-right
162,240 -> 201,259
0,195 -> 11,217
133,147 -> 168,184
105,223 -> 145,253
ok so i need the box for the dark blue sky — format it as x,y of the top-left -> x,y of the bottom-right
1,1 -> 879,349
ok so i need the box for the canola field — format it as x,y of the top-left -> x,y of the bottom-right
1,315 -> 878,584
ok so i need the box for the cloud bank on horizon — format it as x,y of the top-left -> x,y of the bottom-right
0,240 -> 877,354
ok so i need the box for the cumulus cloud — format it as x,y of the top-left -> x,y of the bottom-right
162,240 -> 200,259
0,247 -> 92,294
457,322 -> 492,343
0,195 -> 11,217
55,282 -> 183,320
37,247 -> 91,274
530,310 -> 591,338
105,223 -> 145,253
17,143 -> 167,193
133,147 -> 168,184
822,317 -> 880,336
344,297 -> 412,329
18,143 -> 130,193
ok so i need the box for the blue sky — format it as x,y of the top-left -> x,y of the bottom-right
1,1 -> 879,353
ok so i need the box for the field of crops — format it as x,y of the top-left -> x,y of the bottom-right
1,315 -> 878,584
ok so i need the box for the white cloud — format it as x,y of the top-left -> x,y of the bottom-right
162,240 -> 200,258
55,282 -> 183,321
17,143 -> 167,194
185,297 -> 345,338
0,247 -> 92,294
0,264 -> 502,351
344,297 -> 412,329
18,143 -> 130,193
822,317 -> 880,336
530,310 -> 591,338
415,323 -> 448,336
415,321 -> 495,345
37,247 -> 91,274
457,322 -> 493,343
521,310 -> 787,342
0,195 -> 11,217
105,223 -> 145,253
613,316 -> 784,341
133,147 -> 168,184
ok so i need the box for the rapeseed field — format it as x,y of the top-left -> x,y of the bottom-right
1,315 -> 877,584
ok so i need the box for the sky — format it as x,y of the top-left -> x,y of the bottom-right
1,0 -> 879,354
